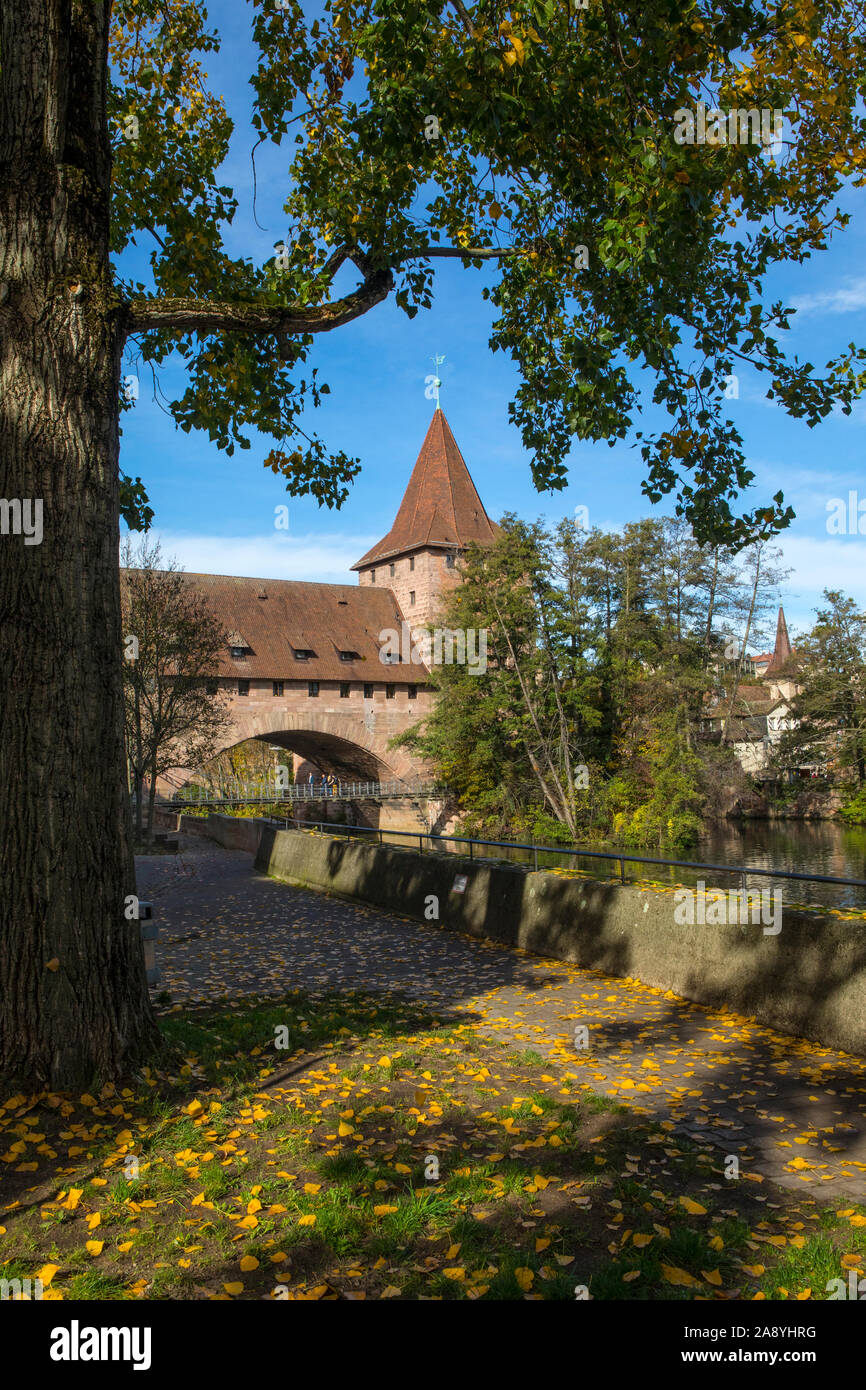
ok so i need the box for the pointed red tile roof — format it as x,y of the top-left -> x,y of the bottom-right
352,409 -> 498,569
765,606 -> 794,675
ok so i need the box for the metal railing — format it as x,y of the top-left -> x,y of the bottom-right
273,819 -> 866,898
166,780 -> 446,807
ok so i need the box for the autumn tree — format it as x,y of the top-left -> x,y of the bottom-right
775,590 -> 866,786
2,0 -> 866,1085
121,537 -> 231,842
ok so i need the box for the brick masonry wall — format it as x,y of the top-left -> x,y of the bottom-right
357,548 -> 463,631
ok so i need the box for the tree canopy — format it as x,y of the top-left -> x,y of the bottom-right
112,0 -> 866,544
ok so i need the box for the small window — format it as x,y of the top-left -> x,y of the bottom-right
340,682 -> 350,698
410,556 -> 415,572
445,553 -> 456,569
308,681 -> 319,697
409,590 -> 415,606
293,648 -> 315,661
230,646 -> 246,660
238,680 -> 250,697
370,569 -> 375,584
272,680 -> 284,697
386,684 -> 395,700
408,684 -> 417,700
389,563 -> 396,577
363,683 -> 374,699
339,650 -> 359,662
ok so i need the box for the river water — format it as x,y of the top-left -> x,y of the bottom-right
413,818 -> 866,911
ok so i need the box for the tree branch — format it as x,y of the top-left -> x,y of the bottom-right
126,264 -> 394,336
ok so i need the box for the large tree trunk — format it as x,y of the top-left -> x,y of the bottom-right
0,0 -> 159,1088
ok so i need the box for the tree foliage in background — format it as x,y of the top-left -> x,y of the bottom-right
774,590 -> 866,803
398,514 -> 789,848
121,537 -> 231,842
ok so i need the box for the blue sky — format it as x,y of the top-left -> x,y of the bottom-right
117,0 -> 866,650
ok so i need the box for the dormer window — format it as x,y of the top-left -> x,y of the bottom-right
293,648 -> 315,661
230,646 -> 246,660
339,650 -> 360,662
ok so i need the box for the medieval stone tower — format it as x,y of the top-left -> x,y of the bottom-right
351,408 -> 498,625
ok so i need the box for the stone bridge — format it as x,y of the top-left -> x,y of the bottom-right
159,688 -> 456,834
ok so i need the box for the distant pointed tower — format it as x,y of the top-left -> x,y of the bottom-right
351,408 -> 498,625
765,606 -> 793,675
763,605 -> 798,702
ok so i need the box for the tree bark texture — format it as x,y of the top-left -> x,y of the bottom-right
0,0 -> 159,1088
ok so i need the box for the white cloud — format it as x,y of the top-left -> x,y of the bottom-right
791,275 -> 866,316
776,534 -> 866,631
136,530 -> 378,585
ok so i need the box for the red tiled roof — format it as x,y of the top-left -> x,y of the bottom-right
122,571 -> 430,684
352,408 -> 498,569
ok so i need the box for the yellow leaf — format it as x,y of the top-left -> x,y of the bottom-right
633,1233 -> 653,1248
36,1264 -> 59,1287
535,1237 -> 550,1253
443,1267 -> 465,1280
702,1269 -> 722,1286
622,1270 -> 641,1282
514,1267 -> 534,1291
298,1214 -> 316,1227
86,1213 -> 101,1230
63,1188 -> 83,1211
377,1056 -> 391,1068
841,1254 -> 863,1270
247,1198 -> 262,1214
45,958 -> 59,972
302,1185 -> 320,1196
679,1197 -> 706,1215
223,1282 -> 244,1295
661,1264 -> 699,1287
797,1289 -> 812,1300
374,1204 -> 398,1217
338,1122 -> 354,1137
394,1163 -> 411,1174
741,1264 -> 765,1277
186,1100 -> 203,1118
270,1252 -> 288,1264
446,1244 -> 461,1260
240,1255 -> 259,1272
85,1240 -> 104,1257
118,1242 -> 133,1254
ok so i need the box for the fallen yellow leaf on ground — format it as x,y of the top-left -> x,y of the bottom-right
661,1264 -> 699,1287
679,1197 -> 706,1215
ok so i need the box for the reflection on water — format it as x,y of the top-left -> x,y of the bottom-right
389,818 -> 866,911
695,819 -> 866,910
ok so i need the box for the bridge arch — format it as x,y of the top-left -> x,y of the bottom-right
163,705 -> 425,791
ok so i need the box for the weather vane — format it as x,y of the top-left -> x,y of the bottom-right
430,353 -> 445,408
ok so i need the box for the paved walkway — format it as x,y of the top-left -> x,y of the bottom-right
136,838 -> 866,1202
